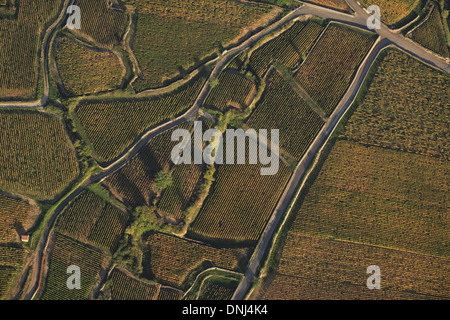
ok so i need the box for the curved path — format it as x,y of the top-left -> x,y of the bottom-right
23,0 -> 449,300
0,0 -> 74,108
232,0 -> 450,300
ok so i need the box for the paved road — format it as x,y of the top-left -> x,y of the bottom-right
232,0 -> 450,300
23,5 -> 318,300
22,0 -> 450,300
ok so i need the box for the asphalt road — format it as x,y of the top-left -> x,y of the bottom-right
232,0 -> 450,300
18,0 -> 450,300
22,3 -> 316,300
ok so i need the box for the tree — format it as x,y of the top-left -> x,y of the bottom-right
153,170 -> 173,192
210,78 -> 220,88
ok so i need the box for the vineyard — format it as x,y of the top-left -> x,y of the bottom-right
76,74 -> 206,162
197,276 -> 239,300
204,70 -> 255,111
246,71 -> 325,160
0,245 -> 25,300
0,0 -> 61,99
261,235 -> 450,299
291,140 -> 449,257
188,158 -> 292,242
41,233 -> 106,300
227,51 -> 247,71
0,193 -> 36,243
260,44 -> 450,299
121,0 -> 278,90
0,110 -> 79,199
56,36 -> 123,96
294,24 -> 376,116
103,123 -> 192,207
301,0 -> 352,13
157,286 -> 183,300
343,49 -> 450,159
411,4 -> 449,58
158,163 -> 203,221
146,232 -> 247,288
359,0 -> 420,26
248,20 -> 325,78
106,268 -> 159,300
71,0 -> 128,47
55,190 -> 129,253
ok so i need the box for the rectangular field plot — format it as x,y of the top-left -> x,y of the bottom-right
56,36 -> 123,96
0,110 -> 80,200
41,233 -> 106,300
188,160 -> 292,242
55,190 -> 128,253
0,245 -> 26,300
294,23 -> 377,116
291,139 -> 449,257
204,70 -> 256,111
246,71 -> 325,161
343,49 -> 450,159
261,235 -> 449,299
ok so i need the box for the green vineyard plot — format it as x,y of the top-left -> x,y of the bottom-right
0,0 -> 61,100
41,233 -> 106,300
146,232 -> 248,288
188,159 -> 292,243
0,193 -> 37,243
56,36 -> 124,96
204,70 -> 256,112
70,0 -> 128,47
0,246 -> 26,300
75,74 -> 207,162
410,4 -> 449,58
343,49 -> 450,160
294,23 -> 377,116
122,0 -> 279,91
55,190 -> 129,253
246,71 -> 325,161
105,267 -> 159,300
0,110 -> 79,200
248,20 -> 325,78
